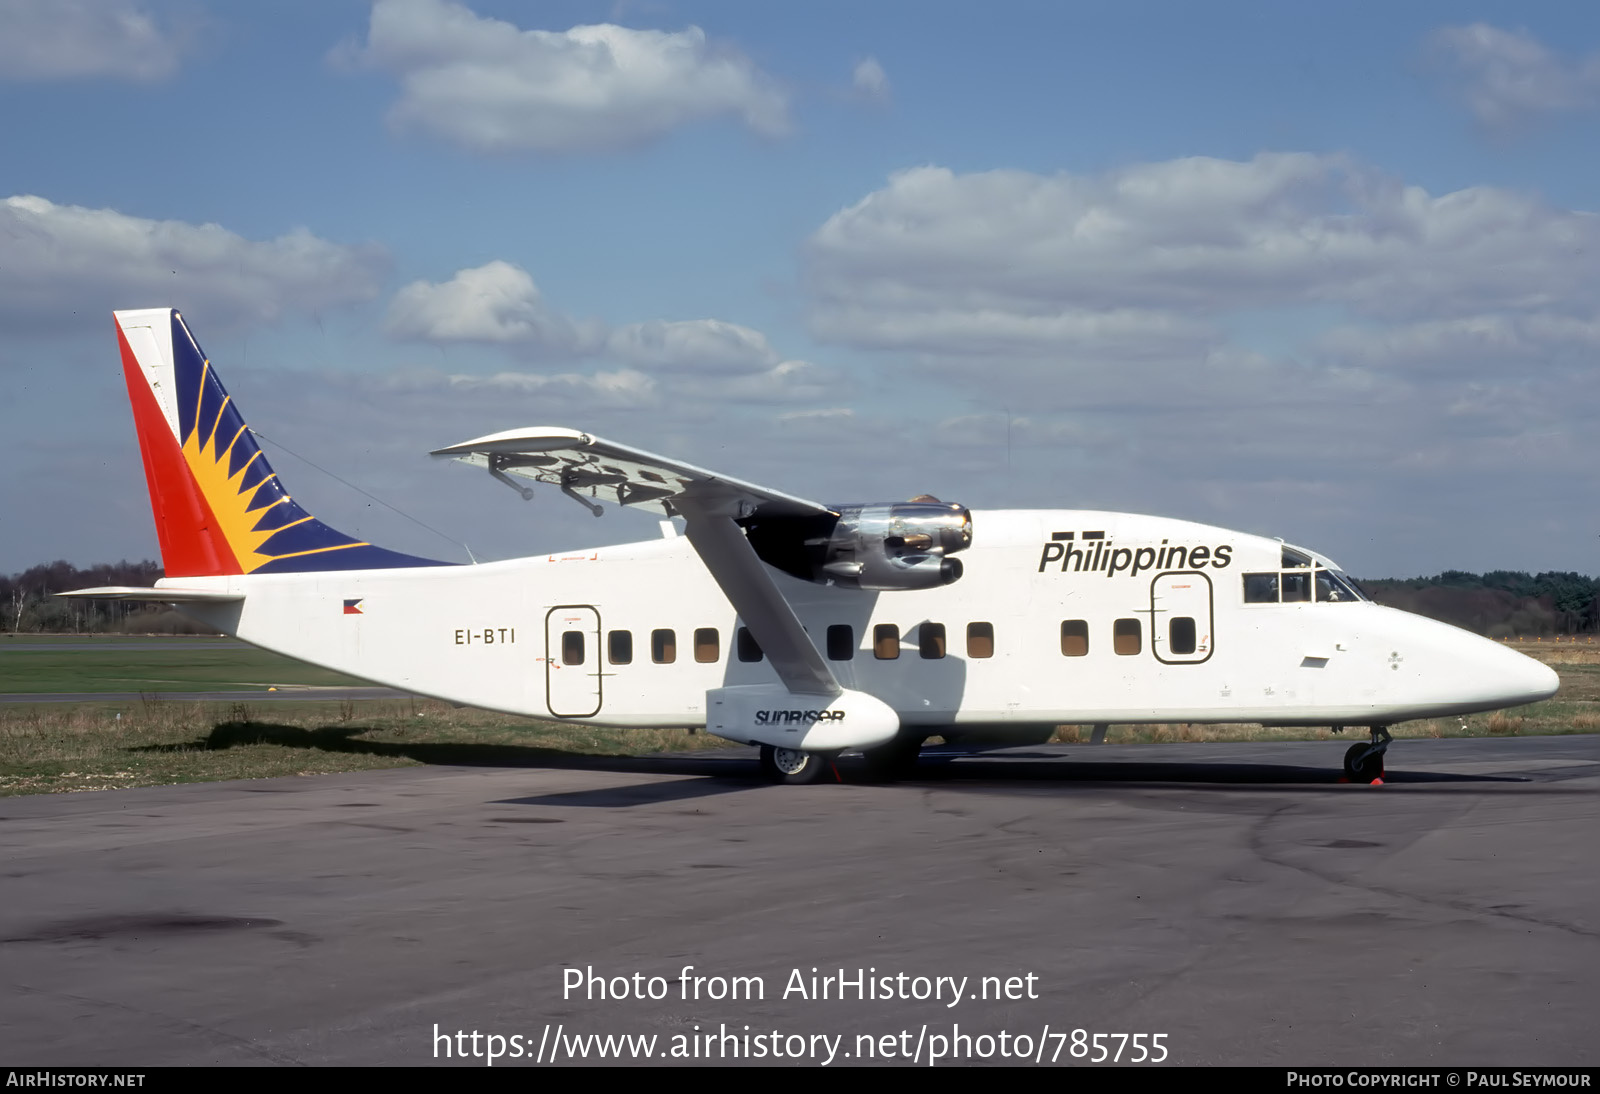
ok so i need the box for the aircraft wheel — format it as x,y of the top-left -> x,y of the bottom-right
1343,742 -> 1386,782
759,745 -> 829,785
862,737 -> 923,782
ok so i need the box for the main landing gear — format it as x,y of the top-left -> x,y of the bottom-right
758,745 -> 836,785
758,739 -> 924,784
1340,725 -> 1391,783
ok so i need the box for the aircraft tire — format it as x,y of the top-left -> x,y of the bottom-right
759,745 -> 829,785
1343,742 -> 1386,782
862,737 -> 923,782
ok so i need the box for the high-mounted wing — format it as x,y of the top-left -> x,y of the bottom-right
433,428 -> 968,744
433,427 -> 841,697
429,428 -> 834,521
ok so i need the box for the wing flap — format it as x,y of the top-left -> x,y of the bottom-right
430,428 -> 833,519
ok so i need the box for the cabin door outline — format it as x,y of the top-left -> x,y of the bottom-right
545,605 -> 603,717
1149,571 -> 1214,665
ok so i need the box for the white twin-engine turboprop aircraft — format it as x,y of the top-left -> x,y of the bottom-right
66,309 -> 1559,784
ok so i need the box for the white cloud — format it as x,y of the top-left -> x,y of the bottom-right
684,358 -> 843,404
387,261 -> 799,373
805,156 -> 1600,379
448,367 -> 657,408
851,56 -> 888,102
382,261 -> 837,405
442,354 -> 836,408
385,260 -> 604,354
605,318 -> 779,374
1314,314 -> 1600,376
0,0 -> 188,82
1428,23 -> 1600,130
0,194 -> 387,332
780,407 -> 853,423
347,0 -> 789,153
815,302 -> 1216,359
793,151 -> 1600,550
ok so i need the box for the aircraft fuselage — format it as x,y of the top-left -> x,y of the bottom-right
168,509 -> 1559,739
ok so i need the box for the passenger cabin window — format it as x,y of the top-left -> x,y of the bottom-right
1169,617 -> 1197,656
827,624 -> 854,661
736,626 -> 763,662
874,624 -> 900,660
1060,619 -> 1089,657
919,623 -> 946,659
967,622 -> 994,659
694,628 -> 720,663
1113,618 -> 1141,656
562,630 -> 585,665
608,630 -> 632,665
651,628 -> 676,664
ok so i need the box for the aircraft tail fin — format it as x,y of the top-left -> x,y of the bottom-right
114,308 -> 445,577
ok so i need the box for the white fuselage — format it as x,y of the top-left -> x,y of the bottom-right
169,510 -> 1558,738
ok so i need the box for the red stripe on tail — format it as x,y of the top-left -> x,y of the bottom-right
118,323 -> 241,577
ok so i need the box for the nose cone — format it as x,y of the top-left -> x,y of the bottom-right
1457,631 -> 1560,709
1375,606 -> 1561,716
1493,647 -> 1560,707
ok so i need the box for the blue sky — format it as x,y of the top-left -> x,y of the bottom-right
2,0 -> 1598,577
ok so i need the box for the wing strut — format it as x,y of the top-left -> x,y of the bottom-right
677,500 -> 840,699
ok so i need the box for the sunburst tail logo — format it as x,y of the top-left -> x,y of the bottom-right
114,308 -> 447,577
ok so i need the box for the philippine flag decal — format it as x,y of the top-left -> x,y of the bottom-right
343,599 -> 364,615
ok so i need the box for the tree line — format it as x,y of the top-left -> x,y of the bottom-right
2,560 -> 216,634
1357,571 -> 1600,637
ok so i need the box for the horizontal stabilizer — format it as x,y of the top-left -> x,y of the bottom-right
57,586 -> 244,603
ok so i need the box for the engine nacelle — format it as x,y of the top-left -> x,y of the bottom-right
743,501 -> 972,591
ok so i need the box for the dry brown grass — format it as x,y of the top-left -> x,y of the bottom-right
1041,693 -> 1600,746
0,697 -> 731,797
6,649 -> 1600,797
1486,711 -> 1525,734
1505,638 -> 1600,665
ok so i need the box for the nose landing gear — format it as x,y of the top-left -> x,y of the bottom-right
1342,725 -> 1391,783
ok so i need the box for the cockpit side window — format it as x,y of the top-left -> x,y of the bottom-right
1282,547 -> 1313,569
1243,573 -> 1279,603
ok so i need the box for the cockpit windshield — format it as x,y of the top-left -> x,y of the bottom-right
1244,560 -> 1368,605
1314,568 -> 1362,603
